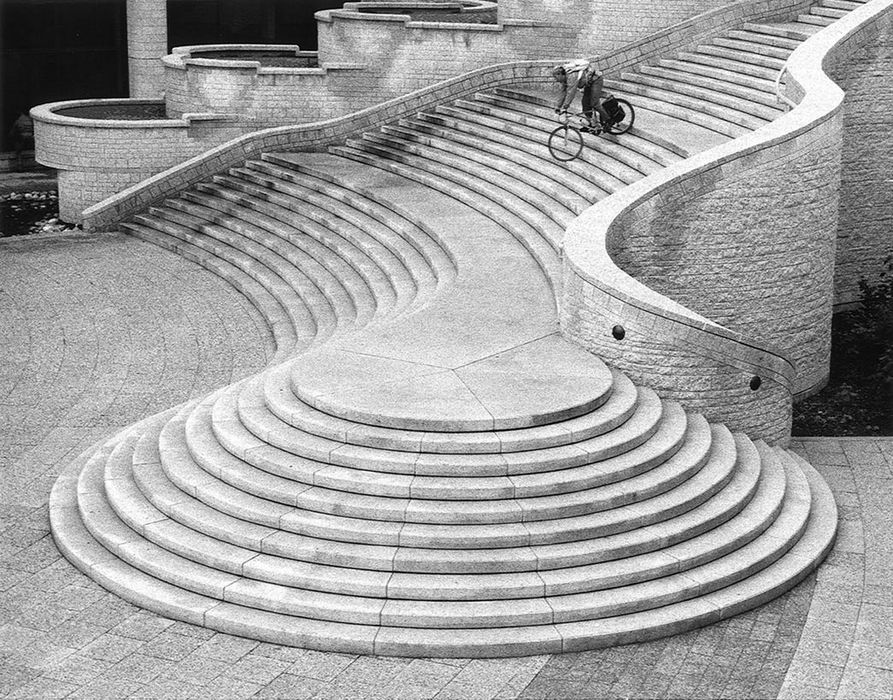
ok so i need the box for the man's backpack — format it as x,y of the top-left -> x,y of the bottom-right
602,96 -> 625,123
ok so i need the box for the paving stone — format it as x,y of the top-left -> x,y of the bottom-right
193,632 -> 259,662
254,673 -> 323,699
80,632 -> 146,663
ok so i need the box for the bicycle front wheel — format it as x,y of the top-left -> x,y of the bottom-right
548,125 -> 584,161
604,99 -> 635,135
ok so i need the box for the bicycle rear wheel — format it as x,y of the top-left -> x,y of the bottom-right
604,99 -> 635,135
548,125 -> 584,161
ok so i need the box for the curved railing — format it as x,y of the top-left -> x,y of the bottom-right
561,0 -> 893,443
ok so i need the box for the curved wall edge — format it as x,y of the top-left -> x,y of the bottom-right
560,0 -> 893,444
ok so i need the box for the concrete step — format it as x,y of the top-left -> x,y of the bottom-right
466,93 -> 663,181
727,29 -> 802,51
601,85 -> 750,139
224,166 -> 430,302
346,135 -> 568,251
711,37 -> 795,61
148,203 -> 349,336
422,107 -> 620,196
379,123 -> 591,215
490,87 -> 691,160
606,78 -> 770,131
810,6 -> 848,18
357,130 -> 578,231
262,153 -> 458,290
742,22 -> 813,41
822,0 -> 862,10
637,65 -> 780,109
263,363 -> 638,454
125,216 -> 318,348
695,44 -> 787,70
174,193 -> 384,326
620,71 -> 782,119
188,183 -> 406,317
655,58 -> 777,91
797,13 -> 836,26
120,222 -> 300,358
330,145 -> 562,285
247,157 -> 448,293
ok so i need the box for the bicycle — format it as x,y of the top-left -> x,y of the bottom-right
547,95 -> 635,162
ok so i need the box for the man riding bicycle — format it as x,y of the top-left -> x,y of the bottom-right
552,59 -> 611,132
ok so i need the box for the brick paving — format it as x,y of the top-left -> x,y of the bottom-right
1,228 -> 891,699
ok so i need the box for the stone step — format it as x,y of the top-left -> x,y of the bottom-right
811,6 -> 848,18
797,13 -> 836,26
742,22 -> 813,41
711,37 -> 795,61
674,51 -> 782,80
262,153 -> 458,288
393,115 -> 608,201
465,94 -> 662,181
822,0 -> 862,10
600,84 -> 750,139
490,87 -> 691,160
223,166 -> 430,301
357,130 -> 578,231
120,222 -> 301,358
53,426 -> 834,656
696,44 -> 787,70
330,145 -> 562,285
727,29 -> 803,50
188,183 -> 408,317
636,65 -> 781,109
174,192 -> 385,326
655,58 -> 777,91
422,107 -> 620,196
148,204 -> 349,337
379,123 -> 590,215
209,381 -> 677,496
247,157 -> 449,292
606,78 -> 770,131
620,71 -> 782,119
263,363 -> 638,454
346,135 -> 568,251
126,216 -> 318,348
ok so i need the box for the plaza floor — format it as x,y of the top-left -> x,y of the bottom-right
1,225 -> 890,699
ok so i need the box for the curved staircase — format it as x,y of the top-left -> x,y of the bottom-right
48,1 -> 861,657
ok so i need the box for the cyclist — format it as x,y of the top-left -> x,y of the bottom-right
552,59 -> 611,132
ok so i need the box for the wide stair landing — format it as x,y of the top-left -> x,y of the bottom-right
49,3 -> 857,657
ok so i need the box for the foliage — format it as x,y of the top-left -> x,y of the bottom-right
793,256 -> 893,436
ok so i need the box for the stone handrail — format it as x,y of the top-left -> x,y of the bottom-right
81,0 -> 825,231
561,0 -> 893,442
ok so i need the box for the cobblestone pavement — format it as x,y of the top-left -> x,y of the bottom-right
1,229 -> 891,699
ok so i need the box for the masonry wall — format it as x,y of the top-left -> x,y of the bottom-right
826,19 -> 893,307
31,102 -> 242,222
610,114 -> 842,400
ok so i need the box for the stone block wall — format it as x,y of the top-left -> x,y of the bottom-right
31,100 -> 242,222
127,0 -> 167,98
561,0 -> 892,443
609,115 -> 842,400
826,18 -> 893,307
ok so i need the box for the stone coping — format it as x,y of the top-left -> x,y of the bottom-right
562,0 -> 893,391
30,99 -> 230,129
318,0 -> 497,28
163,45 -> 323,73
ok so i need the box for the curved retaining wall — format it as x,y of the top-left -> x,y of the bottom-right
80,0 -> 826,230
561,0 -> 893,443
31,99 -> 241,222
825,17 -> 893,307
162,45 -> 366,127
